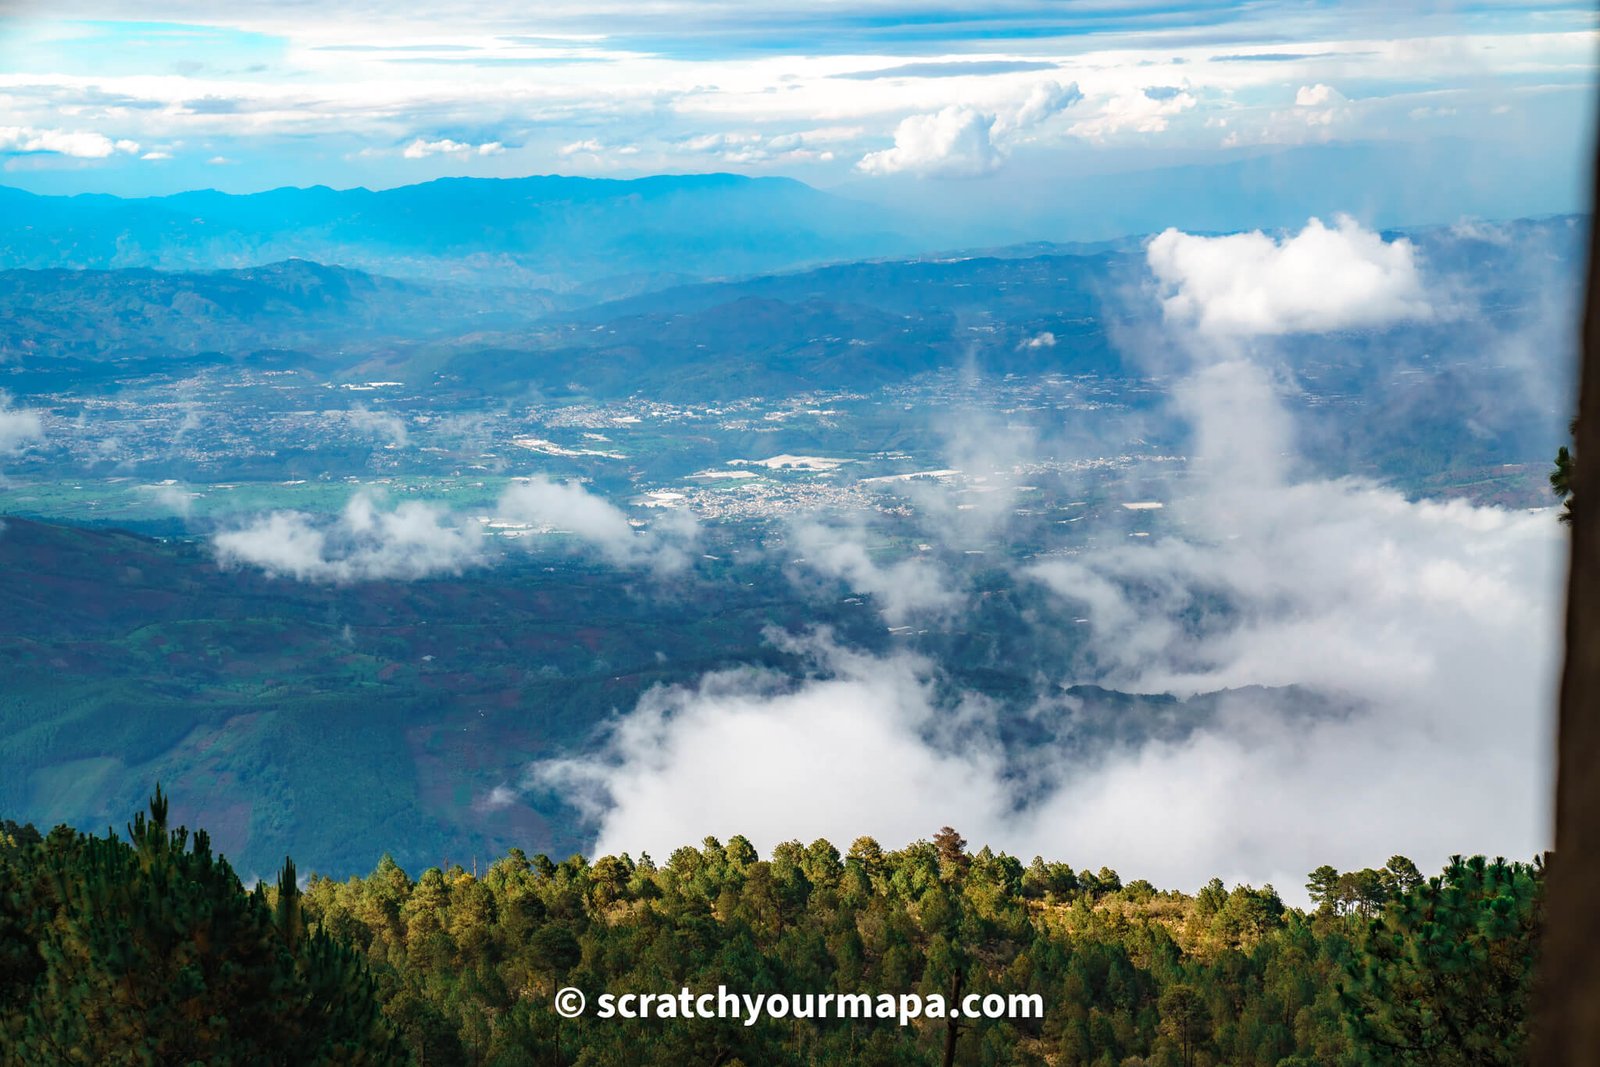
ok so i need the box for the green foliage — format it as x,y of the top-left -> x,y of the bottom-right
0,789 -> 404,1065
0,797 -> 1541,1067
1338,855 -> 1542,1066
1552,418 -> 1576,524
295,837 -> 1537,1067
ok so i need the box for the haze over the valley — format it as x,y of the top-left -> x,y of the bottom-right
0,0 -> 1590,895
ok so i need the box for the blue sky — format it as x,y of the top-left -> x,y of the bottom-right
0,1 -> 1595,237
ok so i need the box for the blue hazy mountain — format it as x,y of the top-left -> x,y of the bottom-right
0,174 -> 918,289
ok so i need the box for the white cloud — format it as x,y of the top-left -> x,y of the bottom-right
0,125 -> 139,158
140,482 -> 198,518
1147,216 -> 1434,338
1295,83 -> 1344,107
993,79 -> 1082,135
0,397 -> 43,455
346,406 -> 408,447
532,225 -> 1559,895
1068,88 -> 1195,139
401,137 -> 504,159
1020,331 -> 1056,349
856,106 -> 1002,177
499,477 -> 697,573
542,464 -> 1559,899
477,784 -> 518,811
788,520 -> 960,623
855,81 -> 1080,178
213,494 -> 484,582
212,477 -> 695,582
537,638 -> 1011,861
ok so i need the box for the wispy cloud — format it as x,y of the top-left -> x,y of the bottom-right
1,8 -> 1588,200
835,59 -> 1061,80
0,395 -> 43,455
500,476 -> 698,574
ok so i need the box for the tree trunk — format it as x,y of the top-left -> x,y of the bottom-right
1535,118 -> 1600,1066
942,972 -> 963,1067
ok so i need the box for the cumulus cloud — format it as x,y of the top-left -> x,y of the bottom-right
0,126 -> 140,159
532,221 -> 1560,896
1295,83 -> 1345,107
213,494 -> 484,582
1147,216 -> 1434,338
857,81 -> 1080,177
402,137 -> 505,159
1015,333 -> 1560,889
856,106 -> 1001,178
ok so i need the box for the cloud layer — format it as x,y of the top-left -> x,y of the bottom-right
528,218 -> 1563,895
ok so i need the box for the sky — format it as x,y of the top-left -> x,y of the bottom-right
0,1 -> 1596,237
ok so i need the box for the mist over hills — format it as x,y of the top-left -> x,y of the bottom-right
0,178 -> 1581,891
0,174 -> 918,290
0,513 -> 1282,877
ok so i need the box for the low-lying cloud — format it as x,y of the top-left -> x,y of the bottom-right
1147,215 -> 1433,338
788,520 -> 960,624
538,637 -> 1011,860
347,406 -> 409,447
212,477 -> 697,582
0,396 -> 43,456
530,217 -> 1562,896
501,476 -> 697,573
213,494 -> 484,582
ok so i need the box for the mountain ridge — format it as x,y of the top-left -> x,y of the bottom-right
0,173 -> 918,289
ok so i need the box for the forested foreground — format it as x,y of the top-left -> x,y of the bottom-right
0,794 -> 1541,1066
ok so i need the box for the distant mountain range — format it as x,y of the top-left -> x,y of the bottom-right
0,259 -> 558,376
0,246 -> 1138,397
0,174 -> 918,290
2,213 -> 1581,402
